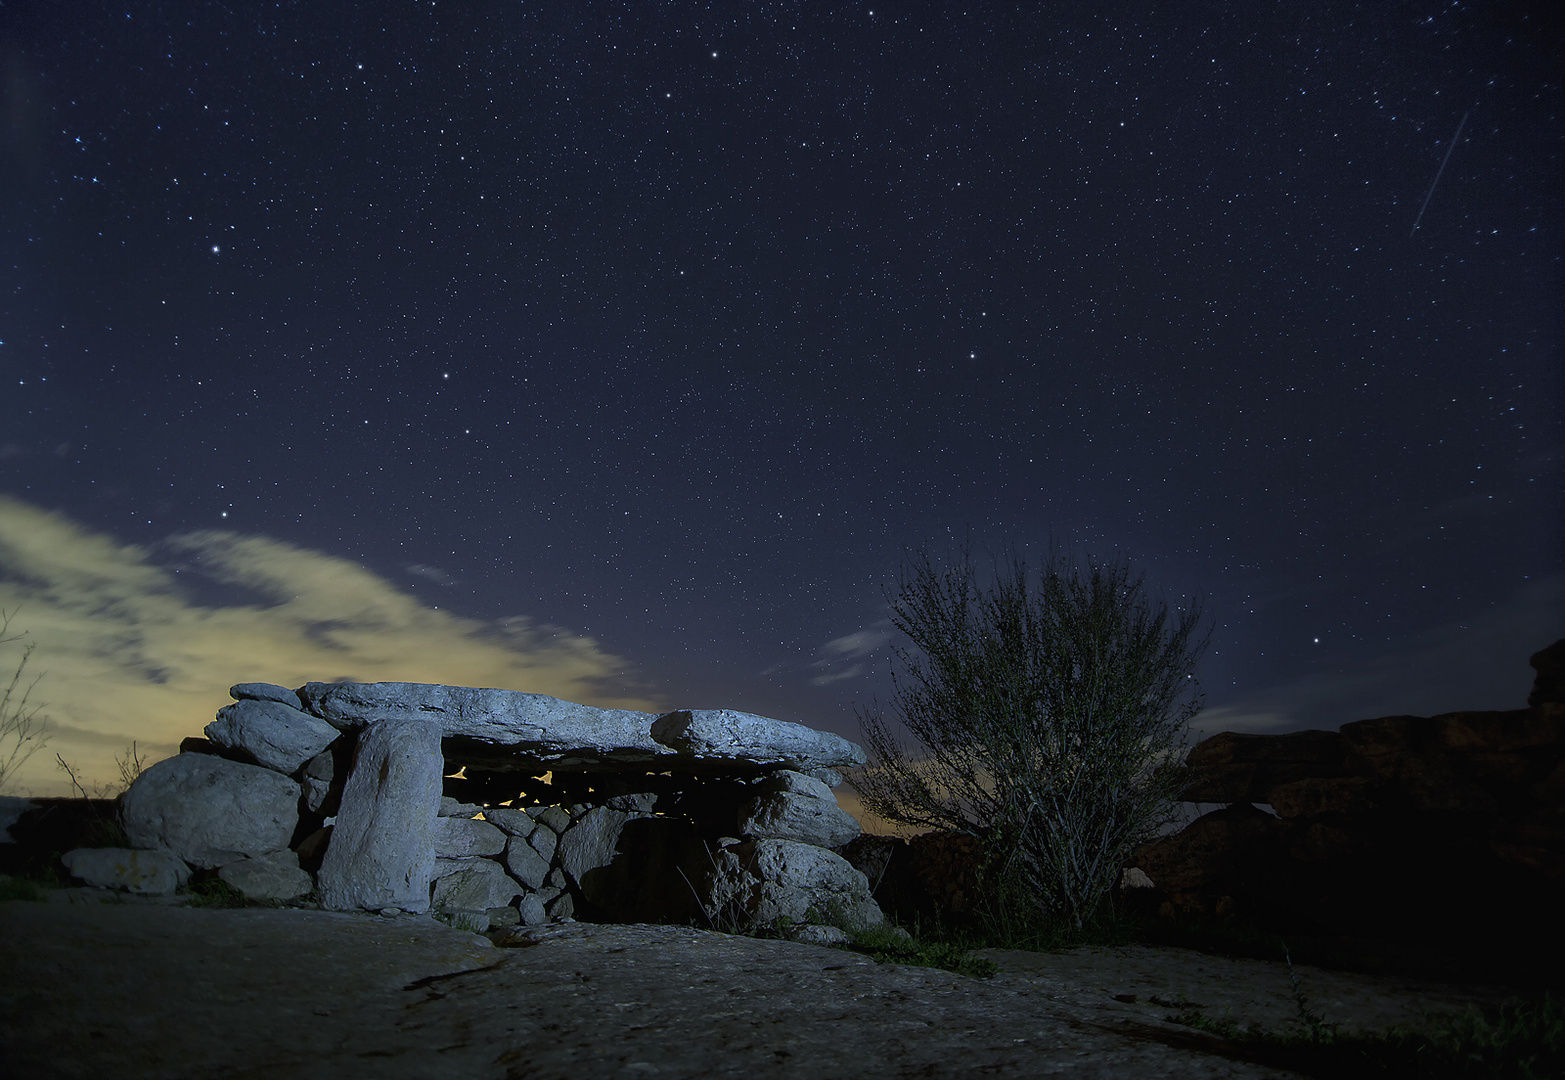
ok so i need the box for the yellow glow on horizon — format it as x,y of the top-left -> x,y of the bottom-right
0,496 -> 662,796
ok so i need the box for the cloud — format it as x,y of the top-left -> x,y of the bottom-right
0,496 -> 659,796
807,621 -> 895,687
817,624 -> 897,662
404,563 -> 456,585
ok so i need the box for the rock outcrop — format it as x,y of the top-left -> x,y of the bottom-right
1127,639 -> 1565,952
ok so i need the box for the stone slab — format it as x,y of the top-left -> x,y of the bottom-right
317,718 -> 443,913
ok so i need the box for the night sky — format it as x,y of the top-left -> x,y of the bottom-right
1,2 -> 1560,799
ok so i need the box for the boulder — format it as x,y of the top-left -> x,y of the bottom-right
517,893 -> 548,926
296,681 -> 669,771
230,683 -> 304,707
60,847 -> 189,894
533,806 -> 572,835
205,699 -> 340,775
216,849 -> 313,901
527,820 -> 559,863
121,753 -> 300,869
503,835 -> 552,890
736,770 -> 861,848
557,806 -> 632,889
317,718 -> 443,913
784,923 -> 851,946
650,709 -> 866,772
431,859 -> 524,914
482,808 -> 538,838
700,838 -> 884,933
439,796 -> 483,818
434,816 -> 506,858
300,750 -> 338,816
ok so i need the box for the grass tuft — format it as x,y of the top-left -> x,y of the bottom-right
0,873 -> 45,902
847,923 -> 999,979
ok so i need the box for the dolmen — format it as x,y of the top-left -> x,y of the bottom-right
69,681 -> 884,936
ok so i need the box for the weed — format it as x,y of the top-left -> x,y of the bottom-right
0,873 -> 44,902
1274,944 -> 1339,1043
847,922 -> 998,979
185,877 -> 249,908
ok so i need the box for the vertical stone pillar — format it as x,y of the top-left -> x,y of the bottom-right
317,717 -> 443,913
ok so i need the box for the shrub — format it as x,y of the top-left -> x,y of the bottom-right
852,547 -> 1208,931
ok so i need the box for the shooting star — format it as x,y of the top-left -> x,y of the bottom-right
1410,110 -> 1470,238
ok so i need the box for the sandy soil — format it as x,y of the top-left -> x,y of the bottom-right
0,888 -> 1520,1079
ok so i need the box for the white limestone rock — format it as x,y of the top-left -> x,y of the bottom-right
229,682 -> 304,707
533,805 -> 572,834
434,816 -> 506,858
502,835 -> 552,890
528,821 -> 558,863
317,718 -> 443,913
205,699 -> 340,775
699,838 -> 884,934
439,796 -> 483,817
737,770 -> 861,848
482,808 -> 538,838
60,847 -> 189,895
784,923 -> 852,946
121,753 -> 300,869
650,709 -> 866,772
300,750 -> 338,816
517,892 -> 548,926
557,805 -> 631,889
431,858 -> 524,914
216,848 -> 313,901
296,681 -> 669,770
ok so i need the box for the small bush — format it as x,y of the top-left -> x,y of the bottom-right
0,874 -> 44,902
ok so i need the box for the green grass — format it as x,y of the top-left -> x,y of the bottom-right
846,922 -> 999,979
0,873 -> 45,901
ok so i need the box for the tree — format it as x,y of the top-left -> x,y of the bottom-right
0,609 -> 50,794
851,548 -> 1209,931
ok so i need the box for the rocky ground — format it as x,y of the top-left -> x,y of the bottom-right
0,887 -> 1522,1079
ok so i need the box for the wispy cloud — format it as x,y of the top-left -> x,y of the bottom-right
405,563 -> 456,586
808,621 -> 895,686
0,496 -> 658,796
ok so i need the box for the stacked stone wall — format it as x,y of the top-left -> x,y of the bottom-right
25,681 -> 885,940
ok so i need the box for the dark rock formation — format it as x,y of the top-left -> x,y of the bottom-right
1130,640 -> 1565,958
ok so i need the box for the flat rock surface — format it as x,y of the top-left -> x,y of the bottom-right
0,890 -> 1515,1079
